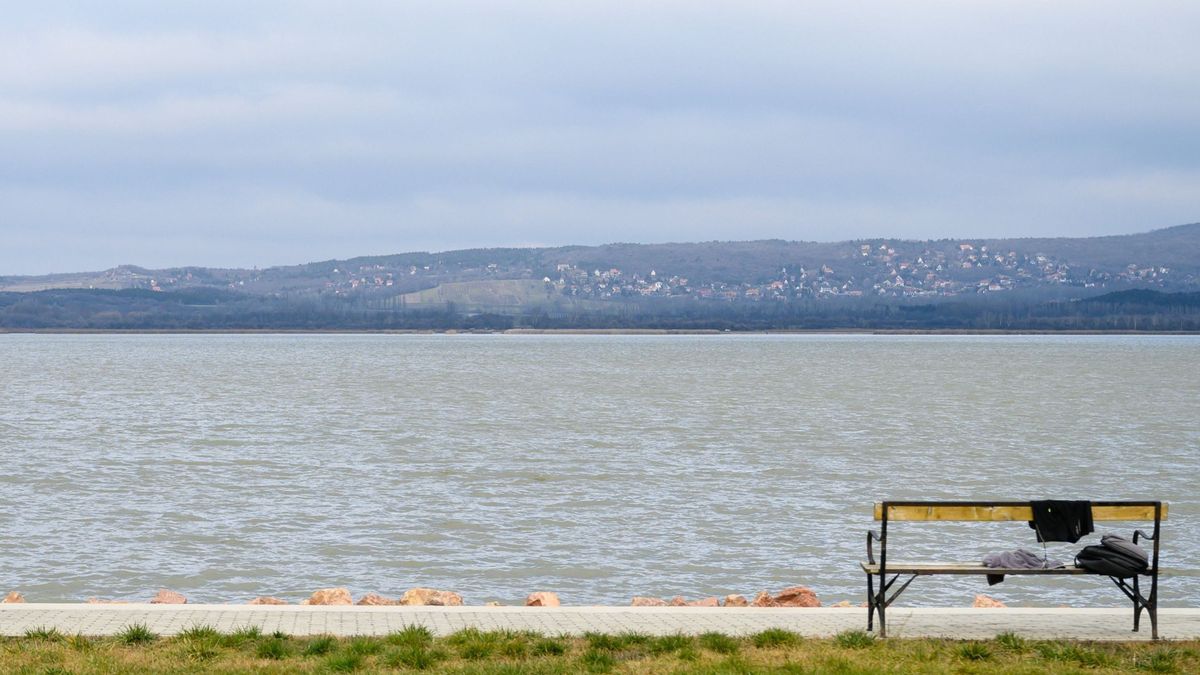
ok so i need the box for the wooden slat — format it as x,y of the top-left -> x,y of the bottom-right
860,562 -> 1088,575
872,503 -> 1167,522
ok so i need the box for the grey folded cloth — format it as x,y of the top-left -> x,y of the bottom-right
983,548 -> 1064,569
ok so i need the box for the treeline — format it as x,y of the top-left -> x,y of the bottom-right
2,288 -> 1199,331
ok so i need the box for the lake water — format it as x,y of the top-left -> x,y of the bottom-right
1,333 -> 1197,607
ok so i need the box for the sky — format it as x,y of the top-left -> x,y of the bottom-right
2,1 -> 1199,275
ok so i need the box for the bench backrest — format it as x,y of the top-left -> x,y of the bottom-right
873,501 -> 1168,522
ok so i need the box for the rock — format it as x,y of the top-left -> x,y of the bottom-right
631,596 -> 668,607
524,592 -> 560,607
150,589 -> 187,604
399,588 -> 439,606
2,591 -> 24,603
687,596 -> 720,607
973,594 -> 1006,608
832,600 -> 853,608
248,596 -> 289,605
772,586 -> 821,608
485,601 -> 502,607
356,593 -> 395,606
85,598 -> 129,604
300,587 -> 353,606
398,588 -> 462,606
668,596 -> 688,607
751,591 -> 777,607
432,591 -> 463,606
722,594 -> 748,607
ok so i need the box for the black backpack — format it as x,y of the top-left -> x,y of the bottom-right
1074,534 -> 1149,578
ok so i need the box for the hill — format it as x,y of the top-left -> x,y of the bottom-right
2,223 -> 1199,331
3,224 -> 1197,305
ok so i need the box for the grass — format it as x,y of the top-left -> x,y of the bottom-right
114,623 -> 157,645
0,629 -> 1195,673
386,624 -> 434,648
255,636 -> 292,660
23,626 -> 65,642
382,644 -> 449,669
751,627 -> 801,648
699,631 -> 741,655
958,641 -> 992,661
833,629 -> 875,649
302,634 -> 338,656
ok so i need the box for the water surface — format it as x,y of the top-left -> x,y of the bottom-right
1,334 -> 1196,606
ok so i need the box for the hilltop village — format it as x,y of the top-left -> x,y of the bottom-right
545,243 -> 1174,301
13,231 -> 1192,304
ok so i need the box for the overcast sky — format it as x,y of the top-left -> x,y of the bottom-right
2,1 -> 1198,274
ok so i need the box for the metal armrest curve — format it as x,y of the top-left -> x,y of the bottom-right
867,529 -> 882,565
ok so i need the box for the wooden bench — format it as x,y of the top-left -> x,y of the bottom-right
863,501 -> 1167,638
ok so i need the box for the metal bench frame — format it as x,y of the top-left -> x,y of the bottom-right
864,500 -> 1165,639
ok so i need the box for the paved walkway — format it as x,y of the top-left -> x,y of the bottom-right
2,605 -> 1199,640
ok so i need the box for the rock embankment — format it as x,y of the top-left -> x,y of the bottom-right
2,584 -> 842,607
629,587 -> 820,608
524,592 -> 559,607
973,594 -> 1007,608
150,589 -> 187,604
249,596 -> 289,605
301,588 -> 353,605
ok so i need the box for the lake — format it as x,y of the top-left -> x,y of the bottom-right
1,333 -> 1196,606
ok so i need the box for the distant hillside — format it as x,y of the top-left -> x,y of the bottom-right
3,223 -> 1198,309
1080,289 -> 1200,307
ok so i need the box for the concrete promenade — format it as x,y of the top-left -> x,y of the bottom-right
2,605 -> 1200,640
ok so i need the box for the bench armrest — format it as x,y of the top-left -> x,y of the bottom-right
867,530 -> 882,565
1133,529 -> 1156,544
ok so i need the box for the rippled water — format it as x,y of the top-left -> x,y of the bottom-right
1,334 -> 1197,607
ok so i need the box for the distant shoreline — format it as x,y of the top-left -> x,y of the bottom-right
2,328 -> 1197,336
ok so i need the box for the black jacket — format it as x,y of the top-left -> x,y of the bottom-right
1029,500 -> 1093,543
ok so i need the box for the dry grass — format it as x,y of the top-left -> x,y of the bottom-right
0,627 -> 1195,673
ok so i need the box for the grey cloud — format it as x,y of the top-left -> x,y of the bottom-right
1,0 -> 1198,274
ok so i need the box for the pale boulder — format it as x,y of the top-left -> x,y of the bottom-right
399,588 -> 463,606
248,596 -> 289,605
525,592 -> 560,607
631,596 -> 668,607
433,591 -> 463,606
150,589 -> 187,604
2,591 -> 24,603
301,587 -> 353,606
772,586 -> 821,608
686,597 -> 720,607
357,593 -> 396,606
973,594 -> 1007,608
399,588 -> 439,606
668,596 -> 688,607
750,591 -> 777,607
723,594 -> 748,607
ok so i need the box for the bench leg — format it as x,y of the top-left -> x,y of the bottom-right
1131,575 -> 1160,640
1133,576 -> 1143,633
866,573 -> 875,631
1149,576 -> 1159,641
865,573 -> 887,636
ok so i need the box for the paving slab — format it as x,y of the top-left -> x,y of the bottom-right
3,605 -> 1199,640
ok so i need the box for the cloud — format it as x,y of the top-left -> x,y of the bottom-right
1,1 -> 1198,273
